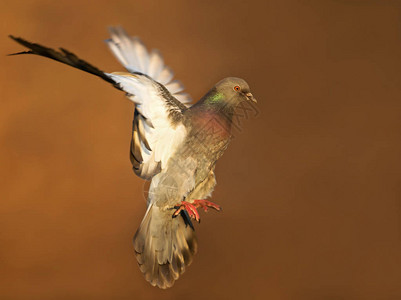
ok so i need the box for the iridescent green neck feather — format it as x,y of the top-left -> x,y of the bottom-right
205,91 -> 224,104
191,88 -> 235,122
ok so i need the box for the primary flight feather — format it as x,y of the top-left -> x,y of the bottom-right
9,26 -> 256,289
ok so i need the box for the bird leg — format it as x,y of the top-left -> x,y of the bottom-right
173,201 -> 200,222
192,199 -> 222,212
172,199 -> 221,222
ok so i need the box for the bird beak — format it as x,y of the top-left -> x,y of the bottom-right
245,92 -> 257,103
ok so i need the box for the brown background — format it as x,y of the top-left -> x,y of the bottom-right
1,0 -> 401,299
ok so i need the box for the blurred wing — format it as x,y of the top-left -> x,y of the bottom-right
106,26 -> 192,105
108,72 -> 188,180
8,32 -> 189,180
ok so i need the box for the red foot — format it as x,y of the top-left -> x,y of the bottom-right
193,199 -> 221,212
173,201 -> 200,222
173,199 -> 221,222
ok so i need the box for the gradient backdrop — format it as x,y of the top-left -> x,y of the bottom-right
1,1 -> 401,299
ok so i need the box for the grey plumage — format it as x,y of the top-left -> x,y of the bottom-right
133,204 -> 197,288
9,27 -> 256,289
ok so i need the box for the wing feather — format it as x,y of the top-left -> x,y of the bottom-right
108,72 -> 188,179
148,50 -> 164,78
106,26 -> 192,105
9,30 -> 188,180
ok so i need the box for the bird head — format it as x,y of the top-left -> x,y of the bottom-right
214,77 -> 257,106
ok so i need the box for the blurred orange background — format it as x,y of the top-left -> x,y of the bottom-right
1,0 -> 401,299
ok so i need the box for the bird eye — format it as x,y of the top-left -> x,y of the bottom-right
234,85 -> 241,91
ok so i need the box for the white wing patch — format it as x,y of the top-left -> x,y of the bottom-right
107,72 -> 187,179
106,26 -> 192,105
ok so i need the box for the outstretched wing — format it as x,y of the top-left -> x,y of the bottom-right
9,33 -> 189,180
105,27 -> 194,179
108,72 -> 188,180
106,26 -> 192,105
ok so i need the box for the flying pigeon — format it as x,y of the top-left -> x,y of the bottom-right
9,27 -> 256,289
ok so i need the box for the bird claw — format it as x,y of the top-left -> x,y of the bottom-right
172,199 -> 221,222
193,199 -> 222,212
173,201 -> 200,222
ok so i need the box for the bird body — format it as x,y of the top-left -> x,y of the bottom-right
9,27 -> 256,289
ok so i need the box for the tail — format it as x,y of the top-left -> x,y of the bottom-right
8,35 -> 120,89
134,204 -> 197,289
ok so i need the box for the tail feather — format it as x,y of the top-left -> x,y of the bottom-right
134,204 -> 197,289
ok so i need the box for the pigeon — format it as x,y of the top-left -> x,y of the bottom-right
9,27 -> 256,289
